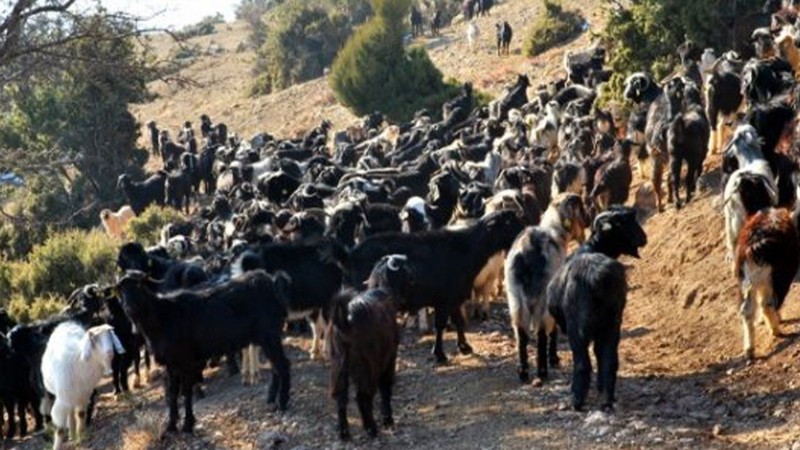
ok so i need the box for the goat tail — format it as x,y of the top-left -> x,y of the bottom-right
330,288 -> 357,332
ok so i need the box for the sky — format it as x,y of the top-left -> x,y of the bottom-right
97,0 -> 239,29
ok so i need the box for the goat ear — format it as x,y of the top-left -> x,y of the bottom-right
80,331 -> 94,362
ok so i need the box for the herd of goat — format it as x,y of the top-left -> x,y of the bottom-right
6,3 -> 800,447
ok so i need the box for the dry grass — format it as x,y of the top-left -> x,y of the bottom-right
121,412 -> 165,450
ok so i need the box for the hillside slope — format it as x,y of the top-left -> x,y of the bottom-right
132,0 -> 605,143
11,1 -> 800,449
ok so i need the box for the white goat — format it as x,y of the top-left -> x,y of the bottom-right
466,21 -> 480,52
41,322 -> 123,450
530,101 -> 561,158
699,48 -> 716,85
722,125 -> 777,269
99,206 -> 135,241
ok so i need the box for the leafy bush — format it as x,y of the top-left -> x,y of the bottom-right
125,205 -> 185,246
330,0 -> 453,121
175,13 -> 225,40
251,1 -> 353,95
599,0 -> 764,104
523,0 -> 584,57
7,294 -> 65,323
14,229 -> 117,301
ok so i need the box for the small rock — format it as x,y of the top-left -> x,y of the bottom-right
591,425 -> 612,437
257,431 -> 289,450
792,441 -> 800,450
688,411 -> 711,421
584,410 -> 610,426
628,420 -> 648,431
712,424 -> 724,437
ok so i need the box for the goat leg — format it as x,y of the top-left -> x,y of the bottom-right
264,335 -> 291,410
548,328 -> 560,368
225,351 -> 240,376
431,308 -> 449,364
3,398 -> 15,439
31,397 -> 44,431
596,332 -> 620,412
668,156 -> 681,208
332,356 -> 350,440
450,309 -> 473,355
85,390 -> 97,426
180,379 -> 196,433
515,326 -> 530,382
535,328 -> 549,381
165,372 -> 180,433
740,288 -> 756,361
568,333 -> 592,411
356,392 -> 378,438
379,365 -> 395,428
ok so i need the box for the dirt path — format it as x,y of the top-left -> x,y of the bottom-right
11,169 -> 800,449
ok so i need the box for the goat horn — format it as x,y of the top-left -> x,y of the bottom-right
387,256 -> 401,271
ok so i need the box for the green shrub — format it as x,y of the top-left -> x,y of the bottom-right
250,1 -> 357,96
175,14 -> 225,40
599,0 -> 763,101
14,229 -> 117,301
330,0 -> 452,121
7,294 -> 65,323
125,205 -> 185,246
523,0 -> 584,57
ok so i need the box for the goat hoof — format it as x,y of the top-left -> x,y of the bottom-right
366,425 -> 378,438
744,349 -> 755,362
517,369 -> 530,383
339,428 -> 351,441
181,423 -> 195,434
549,357 -> 560,368
164,423 -> 178,434
573,402 -> 585,412
458,343 -> 473,355
383,417 -> 395,428
601,404 -> 615,413
432,351 -> 448,365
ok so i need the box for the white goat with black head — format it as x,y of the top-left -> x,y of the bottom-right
722,125 -> 777,269
41,322 -> 124,450
505,193 -> 589,383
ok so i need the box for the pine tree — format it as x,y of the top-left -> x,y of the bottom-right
330,0 -> 451,121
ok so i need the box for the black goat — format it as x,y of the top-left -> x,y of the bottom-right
165,167 -> 194,214
590,139 -> 633,213
666,104 -> 710,208
348,210 -> 524,362
547,206 -> 647,411
116,269 -> 292,433
329,255 -> 405,440
496,21 -> 513,56
118,172 -> 167,215
234,239 -> 346,360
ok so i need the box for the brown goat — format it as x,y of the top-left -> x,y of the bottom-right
735,207 -> 800,360
328,288 -> 399,440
